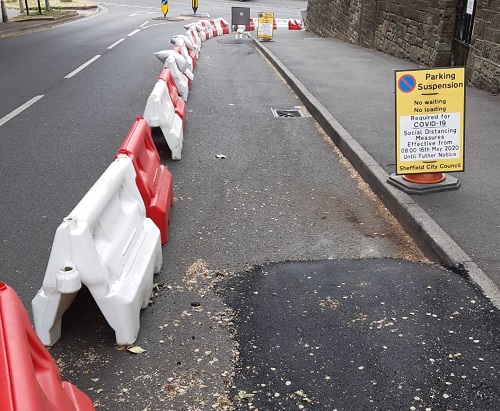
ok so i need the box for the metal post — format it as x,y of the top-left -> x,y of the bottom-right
1,0 -> 8,23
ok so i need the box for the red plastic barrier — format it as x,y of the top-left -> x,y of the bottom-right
117,117 -> 174,244
0,282 -> 95,411
209,20 -> 219,36
189,49 -> 197,68
200,20 -> 212,38
218,19 -> 230,35
206,20 -> 216,36
288,19 -> 302,30
173,45 -> 192,89
158,67 -> 186,126
245,18 -> 255,31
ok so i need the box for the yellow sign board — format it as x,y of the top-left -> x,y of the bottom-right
161,0 -> 168,16
257,12 -> 274,41
395,67 -> 465,175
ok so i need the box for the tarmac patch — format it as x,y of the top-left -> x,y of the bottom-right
222,258 -> 500,410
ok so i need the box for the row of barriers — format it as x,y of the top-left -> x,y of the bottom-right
0,16 -> 231,411
31,16 -> 230,347
243,18 -> 304,31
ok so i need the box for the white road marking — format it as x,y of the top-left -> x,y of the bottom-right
64,55 -> 101,79
108,38 -> 125,49
140,21 -> 149,27
130,11 -> 157,17
128,29 -> 141,36
0,95 -> 44,127
95,2 -> 155,9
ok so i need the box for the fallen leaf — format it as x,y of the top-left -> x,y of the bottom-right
128,346 -> 146,354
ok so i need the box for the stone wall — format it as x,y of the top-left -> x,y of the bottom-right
467,0 -> 500,94
306,0 -> 500,95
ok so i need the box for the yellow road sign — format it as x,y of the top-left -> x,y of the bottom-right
395,67 -> 466,175
161,0 -> 168,17
257,12 -> 274,41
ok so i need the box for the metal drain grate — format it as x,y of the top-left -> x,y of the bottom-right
272,107 -> 310,118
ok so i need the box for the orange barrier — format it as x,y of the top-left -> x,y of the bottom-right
158,67 -> 186,126
0,282 -> 95,411
117,117 -> 174,244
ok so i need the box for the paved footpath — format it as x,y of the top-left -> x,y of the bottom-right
255,29 -> 500,306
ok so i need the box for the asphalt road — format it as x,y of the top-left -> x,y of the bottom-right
225,259 -> 500,410
1,1 -> 498,410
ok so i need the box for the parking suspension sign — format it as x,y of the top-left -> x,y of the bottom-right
395,67 -> 466,175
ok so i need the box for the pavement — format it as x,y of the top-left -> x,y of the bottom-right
2,18 -> 500,410
0,5 -> 96,37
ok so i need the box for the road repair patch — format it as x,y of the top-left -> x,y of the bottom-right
221,258 -> 500,410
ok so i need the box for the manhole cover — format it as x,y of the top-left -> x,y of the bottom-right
272,107 -> 310,118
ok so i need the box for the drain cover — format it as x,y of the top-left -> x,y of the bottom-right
272,107 -> 310,118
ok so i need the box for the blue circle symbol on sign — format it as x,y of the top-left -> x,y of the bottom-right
162,0 -> 167,4
398,74 -> 416,93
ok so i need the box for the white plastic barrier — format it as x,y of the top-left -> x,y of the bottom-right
171,38 -> 194,72
200,20 -> 214,39
154,49 -> 194,85
186,27 -> 202,49
219,17 -> 230,30
143,73 -> 184,159
211,19 -> 224,36
185,22 -> 207,42
165,54 -> 189,102
200,29 -> 208,42
275,18 -> 291,28
172,34 -> 200,57
32,156 -> 162,346
154,49 -> 190,72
